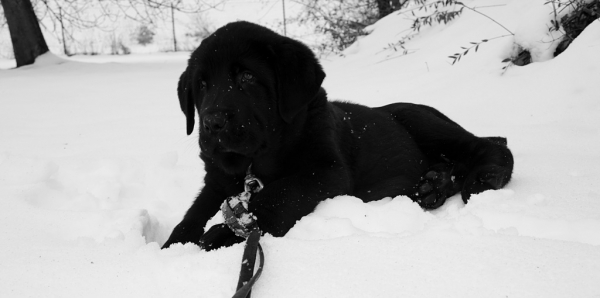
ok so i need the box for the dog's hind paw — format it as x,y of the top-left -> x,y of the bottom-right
461,164 -> 512,203
413,164 -> 460,209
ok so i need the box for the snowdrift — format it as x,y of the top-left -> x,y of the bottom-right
1,1 -> 599,297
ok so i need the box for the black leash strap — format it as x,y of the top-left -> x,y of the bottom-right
232,229 -> 264,298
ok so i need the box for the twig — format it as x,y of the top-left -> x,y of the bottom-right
456,1 -> 514,35
448,34 -> 513,64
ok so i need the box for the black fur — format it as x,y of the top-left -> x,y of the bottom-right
162,21 -> 514,250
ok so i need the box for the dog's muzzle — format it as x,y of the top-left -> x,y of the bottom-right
202,112 -> 228,134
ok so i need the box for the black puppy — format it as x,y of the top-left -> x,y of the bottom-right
162,21 -> 513,250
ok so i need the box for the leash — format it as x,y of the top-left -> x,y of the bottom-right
221,166 -> 265,298
232,229 -> 264,298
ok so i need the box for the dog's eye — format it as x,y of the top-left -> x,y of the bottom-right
241,72 -> 255,84
199,81 -> 207,90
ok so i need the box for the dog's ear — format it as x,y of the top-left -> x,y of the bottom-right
177,69 -> 195,135
273,41 -> 325,123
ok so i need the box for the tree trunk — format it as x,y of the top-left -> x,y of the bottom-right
1,0 -> 49,67
377,0 -> 405,19
171,3 -> 177,52
376,0 -> 393,19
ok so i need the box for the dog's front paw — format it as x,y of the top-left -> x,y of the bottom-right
199,224 -> 244,251
162,221 -> 204,249
413,164 -> 460,209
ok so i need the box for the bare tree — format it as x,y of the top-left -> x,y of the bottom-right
33,0 -> 109,56
33,0 -> 224,53
97,0 -> 225,51
1,0 -> 49,67
0,0 -> 225,66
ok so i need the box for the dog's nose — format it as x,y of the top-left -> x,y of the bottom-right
203,113 -> 227,133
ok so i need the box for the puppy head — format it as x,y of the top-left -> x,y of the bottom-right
177,21 -> 325,174
268,34 -> 326,123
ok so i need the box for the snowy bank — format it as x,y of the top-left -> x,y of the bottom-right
1,1 -> 599,297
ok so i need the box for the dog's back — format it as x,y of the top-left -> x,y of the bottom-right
330,101 -> 428,201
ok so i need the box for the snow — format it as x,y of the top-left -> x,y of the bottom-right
1,1 -> 600,297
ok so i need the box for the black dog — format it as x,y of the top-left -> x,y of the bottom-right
162,21 -> 513,250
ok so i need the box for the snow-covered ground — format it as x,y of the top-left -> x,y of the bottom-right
1,1 -> 600,297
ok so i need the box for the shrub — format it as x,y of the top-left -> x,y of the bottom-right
134,25 -> 155,46
294,0 -> 394,55
550,0 -> 600,56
